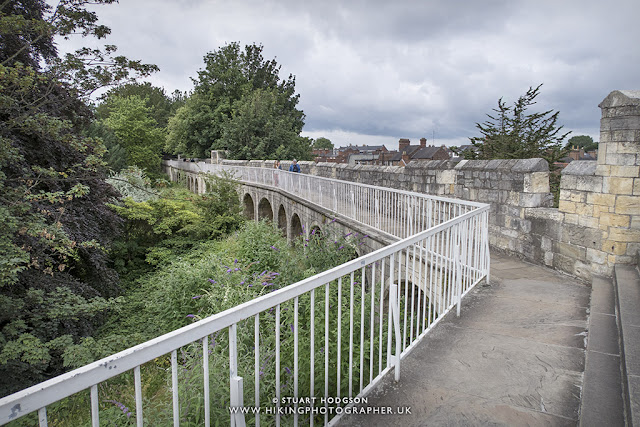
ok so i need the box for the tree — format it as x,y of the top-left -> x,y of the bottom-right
96,82 -> 186,128
461,84 -> 570,166
566,135 -> 598,152
312,137 -> 334,150
165,42 -> 309,160
220,88 -> 312,160
0,0 -> 156,395
103,95 -> 165,174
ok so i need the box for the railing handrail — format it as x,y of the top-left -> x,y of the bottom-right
164,160 -> 487,208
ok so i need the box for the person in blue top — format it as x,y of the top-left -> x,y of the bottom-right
289,159 -> 301,173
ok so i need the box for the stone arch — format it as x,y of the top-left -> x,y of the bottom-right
243,193 -> 255,220
277,205 -> 287,236
309,224 -> 323,240
291,213 -> 303,240
258,197 -> 273,222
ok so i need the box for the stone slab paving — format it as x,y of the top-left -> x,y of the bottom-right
338,253 -> 590,426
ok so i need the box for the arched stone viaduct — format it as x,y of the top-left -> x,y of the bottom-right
164,164 -> 396,259
162,163 -> 450,309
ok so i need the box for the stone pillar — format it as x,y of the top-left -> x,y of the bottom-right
597,90 -> 640,265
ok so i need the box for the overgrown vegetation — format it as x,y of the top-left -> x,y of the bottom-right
0,0 -> 156,395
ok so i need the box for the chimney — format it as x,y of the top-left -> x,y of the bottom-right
399,138 -> 410,152
420,137 -> 427,148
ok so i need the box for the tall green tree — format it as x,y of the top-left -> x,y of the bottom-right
462,84 -> 570,165
0,0 -> 156,395
103,95 -> 165,174
312,137 -> 334,150
165,42 -> 310,160
96,82 -> 186,128
220,88 -> 312,160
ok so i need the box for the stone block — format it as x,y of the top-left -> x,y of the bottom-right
612,129 -> 640,142
511,158 -> 549,172
605,153 -> 638,167
587,193 -> 616,206
560,174 -> 578,189
576,175 -> 603,192
593,204 -> 613,219
603,177 -> 634,194
519,192 -> 551,208
553,253 -> 576,275
579,215 -> 600,229
587,248 -> 608,264
524,171 -> 551,193
599,213 -> 631,228
559,200 -> 577,214
596,164 -> 611,176
555,241 -> 587,261
563,160 -> 597,176
615,195 -> 640,215
610,165 -> 640,177
634,178 -> 640,196
608,228 -> 640,243
618,140 -> 640,154
562,224 -> 602,250
565,213 -> 579,225
601,240 -> 627,255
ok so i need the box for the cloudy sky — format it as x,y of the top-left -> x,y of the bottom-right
53,0 -> 639,150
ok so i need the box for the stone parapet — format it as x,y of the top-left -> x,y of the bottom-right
211,90 -> 639,281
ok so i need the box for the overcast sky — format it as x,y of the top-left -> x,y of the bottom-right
53,0 -> 639,150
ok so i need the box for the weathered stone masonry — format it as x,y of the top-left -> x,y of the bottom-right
218,90 -> 639,282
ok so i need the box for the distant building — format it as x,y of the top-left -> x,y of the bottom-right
388,138 -> 451,166
554,146 -> 598,169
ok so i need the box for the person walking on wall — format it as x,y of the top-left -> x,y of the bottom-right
289,159 -> 301,173
273,160 -> 282,186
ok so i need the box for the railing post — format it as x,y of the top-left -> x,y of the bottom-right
455,240 -> 462,318
390,283 -> 401,381
229,324 -> 246,427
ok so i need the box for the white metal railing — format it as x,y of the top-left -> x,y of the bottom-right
0,161 -> 490,426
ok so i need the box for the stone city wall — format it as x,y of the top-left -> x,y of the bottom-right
217,90 -> 639,281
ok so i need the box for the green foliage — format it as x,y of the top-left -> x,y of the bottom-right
566,134 -> 598,152
85,120 -> 127,172
221,88 -> 312,160
106,166 -> 158,202
165,42 -> 311,160
96,82 -> 186,128
0,0 -> 157,396
312,137 -> 334,150
109,173 -> 243,280
461,84 -> 570,165
103,95 -> 165,174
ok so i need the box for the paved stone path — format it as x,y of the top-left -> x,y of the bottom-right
338,252 -> 590,426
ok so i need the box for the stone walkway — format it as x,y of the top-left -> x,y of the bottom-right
338,253 -> 590,426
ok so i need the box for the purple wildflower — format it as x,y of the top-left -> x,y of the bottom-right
285,367 -> 292,375
192,295 -> 202,299
270,245 -> 279,251
186,314 -> 196,318
338,245 -> 344,250
290,324 -> 294,333
207,279 -> 216,284
344,232 -> 352,237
